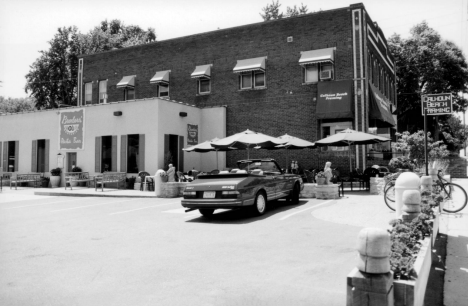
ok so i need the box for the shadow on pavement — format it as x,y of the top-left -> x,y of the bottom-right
424,233 -> 447,306
186,199 -> 311,224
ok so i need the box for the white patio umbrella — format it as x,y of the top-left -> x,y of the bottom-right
314,128 -> 390,172
183,138 -> 236,170
275,134 -> 316,170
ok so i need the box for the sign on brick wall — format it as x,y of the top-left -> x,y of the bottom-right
59,109 -> 85,150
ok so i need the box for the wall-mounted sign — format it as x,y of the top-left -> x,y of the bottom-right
316,80 -> 353,119
421,93 -> 452,116
187,124 -> 198,145
59,109 -> 85,150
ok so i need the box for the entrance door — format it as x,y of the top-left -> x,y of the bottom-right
67,152 -> 77,172
164,134 -> 184,172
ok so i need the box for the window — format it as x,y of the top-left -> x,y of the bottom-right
36,139 -> 46,172
124,88 -> 135,101
6,141 -> 17,172
254,71 -> 265,87
127,134 -> 140,173
198,78 -> 210,94
320,63 -> 333,79
240,72 -> 252,89
101,136 -> 112,172
99,80 -> 107,103
85,82 -> 92,104
158,84 -> 169,97
304,65 -> 318,83
239,71 -> 265,90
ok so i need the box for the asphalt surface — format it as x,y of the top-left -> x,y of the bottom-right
0,190 -> 393,306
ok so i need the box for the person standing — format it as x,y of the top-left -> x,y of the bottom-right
167,164 -> 176,182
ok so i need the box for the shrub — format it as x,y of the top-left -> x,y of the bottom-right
50,168 -> 62,176
72,166 -> 82,172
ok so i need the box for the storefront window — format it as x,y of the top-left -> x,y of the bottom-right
37,139 -> 46,172
127,134 -> 139,173
7,141 -> 16,172
101,136 -> 112,172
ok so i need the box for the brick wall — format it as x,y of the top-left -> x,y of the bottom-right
80,5 -> 382,172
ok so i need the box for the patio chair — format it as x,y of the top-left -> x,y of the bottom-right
304,170 -> 315,183
138,171 -> 154,191
177,171 -> 193,182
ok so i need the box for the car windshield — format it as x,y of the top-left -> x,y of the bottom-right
237,161 -> 281,173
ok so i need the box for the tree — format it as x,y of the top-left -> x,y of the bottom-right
0,96 -> 36,113
388,22 -> 468,139
25,20 -> 156,109
260,1 -> 308,21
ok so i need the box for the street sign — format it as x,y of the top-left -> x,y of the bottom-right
421,93 -> 452,116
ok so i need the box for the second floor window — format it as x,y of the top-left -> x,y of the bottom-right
124,88 -> 135,100
158,84 -> 169,97
240,71 -> 265,89
198,78 -> 210,94
99,80 -> 107,103
85,82 -> 92,104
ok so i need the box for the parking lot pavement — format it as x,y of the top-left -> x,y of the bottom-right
0,191 -> 399,306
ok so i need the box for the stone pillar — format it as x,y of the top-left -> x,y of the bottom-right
401,190 -> 421,223
154,169 -> 166,197
347,228 -> 394,306
420,176 -> 432,194
395,172 -> 420,219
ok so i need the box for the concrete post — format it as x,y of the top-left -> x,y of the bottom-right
420,176 -> 432,193
395,172 -> 420,219
154,169 -> 166,197
402,190 -> 421,223
347,228 -> 394,306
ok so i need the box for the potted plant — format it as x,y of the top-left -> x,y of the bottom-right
41,176 -> 50,188
70,166 -> 82,187
50,168 -> 62,188
315,171 -> 327,185
126,176 -> 136,189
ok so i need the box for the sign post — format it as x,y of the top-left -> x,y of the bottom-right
421,93 -> 452,175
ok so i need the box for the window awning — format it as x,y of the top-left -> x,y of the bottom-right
233,57 -> 266,73
116,75 -> 135,88
316,80 -> 353,119
191,64 -> 212,79
369,82 -> 396,127
299,48 -> 335,65
150,70 -> 170,84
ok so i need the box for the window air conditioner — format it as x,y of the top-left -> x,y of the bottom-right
320,70 -> 332,80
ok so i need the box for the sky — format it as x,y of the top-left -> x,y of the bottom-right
0,0 -> 467,100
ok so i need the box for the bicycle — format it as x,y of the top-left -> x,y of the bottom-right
383,169 -> 467,213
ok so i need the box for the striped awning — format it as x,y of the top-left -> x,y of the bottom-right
299,48 -> 335,65
150,70 -> 170,84
233,57 -> 266,73
116,75 -> 135,88
191,64 -> 212,79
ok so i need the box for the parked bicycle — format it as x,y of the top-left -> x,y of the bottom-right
383,169 -> 467,213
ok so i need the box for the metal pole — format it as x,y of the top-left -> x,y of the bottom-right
424,108 -> 428,175
464,109 -> 466,157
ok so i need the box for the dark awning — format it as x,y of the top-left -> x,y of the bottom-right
299,48 -> 334,66
368,82 -> 396,126
116,75 -> 135,88
316,80 -> 353,119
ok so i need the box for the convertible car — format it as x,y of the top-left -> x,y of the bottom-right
181,159 -> 304,217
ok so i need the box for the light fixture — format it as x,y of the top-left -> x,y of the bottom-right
114,111 -> 122,116
179,112 -> 187,117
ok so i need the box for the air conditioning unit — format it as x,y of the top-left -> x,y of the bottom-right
320,70 -> 332,80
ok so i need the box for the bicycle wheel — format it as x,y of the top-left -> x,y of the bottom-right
384,184 -> 396,211
441,183 -> 468,213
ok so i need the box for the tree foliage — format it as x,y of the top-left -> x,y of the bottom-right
25,20 -> 156,109
0,96 -> 36,113
388,22 -> 468,137
260,1 -> 308,21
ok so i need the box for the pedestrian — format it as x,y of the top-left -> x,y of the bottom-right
167,164 -> 176,182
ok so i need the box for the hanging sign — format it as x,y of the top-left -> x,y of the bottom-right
59,109 -> 85,150
421,93 -> 452,116
187,124 -> 198,145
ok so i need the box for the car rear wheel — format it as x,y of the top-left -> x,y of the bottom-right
252,192 -> 267,216
288,183 -> 300,204
199,208 -> 215,217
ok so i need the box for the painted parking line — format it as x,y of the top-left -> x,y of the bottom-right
110,201 -> 180,215
4,198 -> 92,209
279,200 -> 335,220
51,199 -> 137,212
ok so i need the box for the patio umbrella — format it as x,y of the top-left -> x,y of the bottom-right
314,128 -> 390,172
211,129 -> 287,159
183,138 -> 236,170
275,134 -> 316,170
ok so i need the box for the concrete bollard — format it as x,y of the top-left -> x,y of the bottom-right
154,169 -> 166,197
347,228 -> 394,306
402,190 -> 421,222
395,172 -> 420,219
420,176 -> 432,193
428,168 -> 438,183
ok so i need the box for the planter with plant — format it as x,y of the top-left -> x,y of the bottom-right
50,168 -> 62,188
315,171 -> 327,185
70,166 -> 82,187
126,176 -> 136,189
41,176 -> 50,188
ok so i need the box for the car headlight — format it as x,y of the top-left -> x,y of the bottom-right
221,191 -> 240,198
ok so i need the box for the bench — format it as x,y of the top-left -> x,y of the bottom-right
10,173 -> 42,190
94,172 -> 126,191
1,173 -> 13,191
64,172 -> 95,190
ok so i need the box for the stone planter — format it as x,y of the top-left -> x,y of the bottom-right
160,182 -> 189,198
393,237 -> 432,306
300,183 -> 316,198
316,184 -> 339,199
316,177 -> 326,185
50,176 -> 61,188
369,177 -> 385,195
